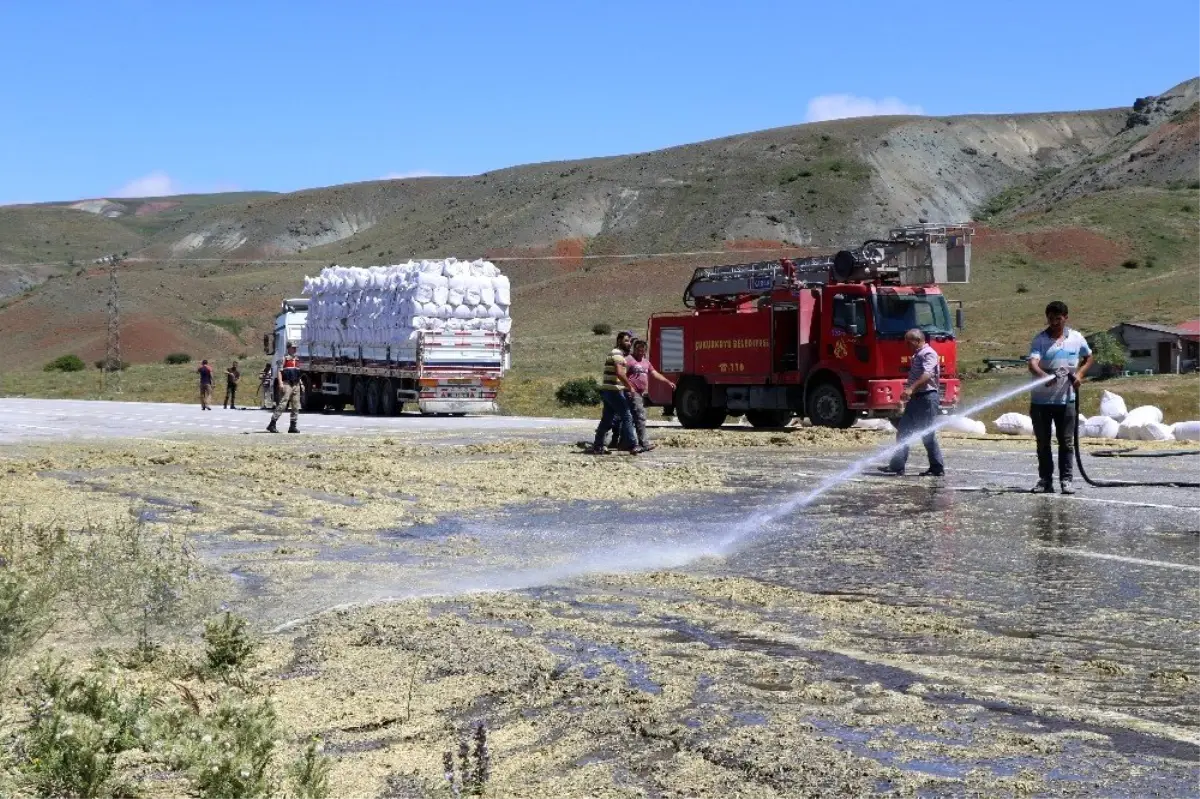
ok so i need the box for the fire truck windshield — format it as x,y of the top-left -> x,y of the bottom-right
873,293 -> 953,338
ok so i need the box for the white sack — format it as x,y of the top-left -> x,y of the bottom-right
1122,405 -> 1164,426
1099,390 -> 1128,422
942,415 -> 987,436
1080,416 -> 1121,439
993,412 -> 1035,436
1171,421 -> 1200,441
497,317 -> 512,334
1117,421 -> 1175,441
852,418 -> 896,432
492,275 -> 511,305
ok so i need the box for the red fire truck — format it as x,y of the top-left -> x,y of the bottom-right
646,224 -> 972,428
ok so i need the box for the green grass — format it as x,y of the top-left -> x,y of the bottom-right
202,317 -> 246,338
961,373 -> 1200,425
947,187 -> 1199,367
1,363 -> 220,404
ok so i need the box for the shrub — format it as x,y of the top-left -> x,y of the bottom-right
204,612 -> 255,674
1016,283 -> 1029,294
43,354 -> 85,373
289,738 -> 332,799
1089,331 -> 1126,372
591,323 -> 612,336
164,352 -> 192,365
555,378 -> 602,407
1121,259 -> 1139,269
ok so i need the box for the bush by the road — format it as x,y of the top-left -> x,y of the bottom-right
591,323 -> 612,336
43,354 -> 85,373
555,377 -> 602,406
164,353 -> 192,365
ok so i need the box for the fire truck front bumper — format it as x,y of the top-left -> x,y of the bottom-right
863,379 -> 960,412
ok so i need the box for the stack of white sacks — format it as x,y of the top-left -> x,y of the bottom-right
990,389 -> 1200,442
301,258 -> 511,349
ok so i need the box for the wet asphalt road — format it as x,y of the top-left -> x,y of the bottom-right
0,398 -> 590,443
215,442 -> 1199,794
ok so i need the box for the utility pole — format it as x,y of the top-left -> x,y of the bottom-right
102,253 -> 123,395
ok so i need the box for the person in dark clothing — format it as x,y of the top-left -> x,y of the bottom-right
197,360 -> 214,410
224,362 -> 241,409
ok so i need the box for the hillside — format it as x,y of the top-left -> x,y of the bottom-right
0,80 -> 1196,410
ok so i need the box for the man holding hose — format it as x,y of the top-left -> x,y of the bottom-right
1027,300 -> 1093,494
879,328 -> 945,477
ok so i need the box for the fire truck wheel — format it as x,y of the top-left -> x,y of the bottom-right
674,380 -> 711,429
366,379 -> 382,416
352,380 -> 368,416
380,379 -> 397,416
745,409 -> 793,429
807,382 -> 855,429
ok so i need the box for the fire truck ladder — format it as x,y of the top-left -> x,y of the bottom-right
683,261 -> 795,307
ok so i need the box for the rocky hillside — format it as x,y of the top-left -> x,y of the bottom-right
0,79 -> 1195,375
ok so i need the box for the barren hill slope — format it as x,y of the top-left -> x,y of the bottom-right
133,108 -> 1130,263
0,80 -> 1196,383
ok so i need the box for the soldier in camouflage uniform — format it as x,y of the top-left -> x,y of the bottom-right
267,343 -> 302,433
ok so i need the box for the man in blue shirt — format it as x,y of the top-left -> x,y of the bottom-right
1027,301 -> 1093,494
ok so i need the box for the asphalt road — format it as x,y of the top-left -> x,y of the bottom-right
0,398 -> 590,443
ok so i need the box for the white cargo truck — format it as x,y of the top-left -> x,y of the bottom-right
263,260 -> 512,415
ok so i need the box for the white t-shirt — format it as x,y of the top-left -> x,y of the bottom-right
1029,327 -> 1091,405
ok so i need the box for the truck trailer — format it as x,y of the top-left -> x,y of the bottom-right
263,261 -> 511,416
645,224 -> 971,428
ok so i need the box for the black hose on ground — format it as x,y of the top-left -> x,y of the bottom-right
1072,392 -> 1200,488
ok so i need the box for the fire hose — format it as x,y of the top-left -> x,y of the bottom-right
1070,373 -> 1199,489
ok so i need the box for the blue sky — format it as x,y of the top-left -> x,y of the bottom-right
1,0 -> 1197,204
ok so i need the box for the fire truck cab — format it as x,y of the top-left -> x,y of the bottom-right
646,224 -> 972,428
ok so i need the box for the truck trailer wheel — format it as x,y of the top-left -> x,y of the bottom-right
380,379 -> 396,416
745,409 -> 792,429
674,381 -> 711,429
806,382 -> 855,429
352,381 -> 368,416
366,379 -> 382,416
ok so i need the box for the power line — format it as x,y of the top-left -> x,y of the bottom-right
0,245 -> 813,270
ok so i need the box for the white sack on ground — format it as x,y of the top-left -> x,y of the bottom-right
852,418 -> 896,432
993,412 -> 1034,436
940,415 -> 987,436
1171,421 -> 1200,441
1080,416 -> 1121,439
1117,420 -> 1175,441
1099,390 -> 1128,422
1122,405 -> 1164,426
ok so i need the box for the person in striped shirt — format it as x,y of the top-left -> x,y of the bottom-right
591,331 -> 641,454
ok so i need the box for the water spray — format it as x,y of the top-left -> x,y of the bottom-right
725,375 -> 1057,541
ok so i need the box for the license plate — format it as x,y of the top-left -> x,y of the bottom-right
438,388 -> 479,399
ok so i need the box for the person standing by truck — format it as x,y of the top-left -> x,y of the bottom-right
879,328 -> 945,477
1027,300 -> 1093,494
623,337 -> 675,451
267,344 -> 302,433
197,360 -> 214,410
223,362 -> 241,409
591,331 -> 639,454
